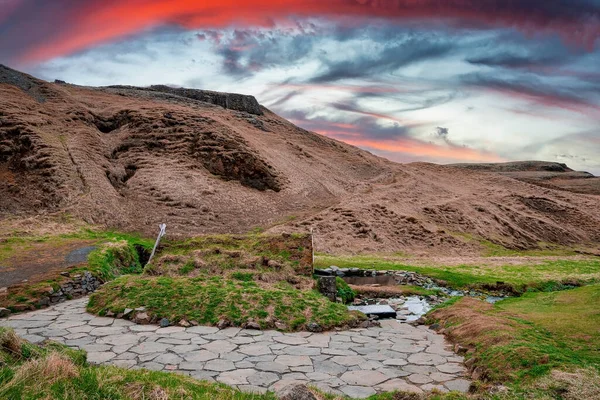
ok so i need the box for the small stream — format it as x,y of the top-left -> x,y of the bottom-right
340,273 -> 510,322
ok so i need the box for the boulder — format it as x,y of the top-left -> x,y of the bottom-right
179,319 -> 191,327
134,312 -> 150,324
276,383 -> 317,400
0,308 -> 10,318
317,276 -> 336,302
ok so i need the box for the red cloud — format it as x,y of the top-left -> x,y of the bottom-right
4,0 -> 599,63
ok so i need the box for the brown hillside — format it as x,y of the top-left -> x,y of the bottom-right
449,161 -> 600,196
1,65 -> 599,255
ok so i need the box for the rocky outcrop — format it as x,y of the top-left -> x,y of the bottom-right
39,271 -> 101,307
107,84 -> 263,115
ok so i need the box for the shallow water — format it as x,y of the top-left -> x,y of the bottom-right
401,296 -> 432,321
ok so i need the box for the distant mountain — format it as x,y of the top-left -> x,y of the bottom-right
448,161 -> 600,195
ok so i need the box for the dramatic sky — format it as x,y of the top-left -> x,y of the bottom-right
1,1 -> 599,173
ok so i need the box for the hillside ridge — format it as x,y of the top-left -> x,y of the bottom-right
1,66 -> 599,255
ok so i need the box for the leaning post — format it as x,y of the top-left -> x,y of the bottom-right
147,223 -> 166,266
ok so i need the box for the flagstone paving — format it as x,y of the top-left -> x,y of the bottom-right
0,298 -> 471,398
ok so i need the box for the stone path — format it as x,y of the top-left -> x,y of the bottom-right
0,298 -> 470,398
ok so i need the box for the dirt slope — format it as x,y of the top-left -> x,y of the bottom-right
1,65 -> 599,255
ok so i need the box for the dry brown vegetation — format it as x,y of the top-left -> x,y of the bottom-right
429,298 -> 518,351
535,368 -> 600,400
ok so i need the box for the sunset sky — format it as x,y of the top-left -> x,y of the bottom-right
1,0 -> 599,173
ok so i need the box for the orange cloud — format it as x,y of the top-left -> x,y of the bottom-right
319,130 -> 505,163
9,0 -> 599,63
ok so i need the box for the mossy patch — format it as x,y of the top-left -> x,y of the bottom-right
87,275 -> 364,331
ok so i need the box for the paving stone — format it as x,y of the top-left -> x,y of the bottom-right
274,335 -> 309,345
247,371 -> 278,386
305,372 -> 333,381
376,378 -> 424,393
67,325 -> 94,333
340,370 -> 389,386
219,327 -> 241,337
156,326 -> 185,335
340,385 -> 377,398
99,334 -> 140,346
402,364 -> 437,374
80,344 -> 112,352
220,351 -> 246,361
238,344 -> 272,356
408,373 -> 433,384
190,337 -> 209,345
21,334 -> 44,343
205,359 -> 236,372
114,352 -> 137,360
407,352 -> 446,365
314,360 -> 347,375
422,383 -> 449,393
331,355 -> 366,366
235,361 -> 254,369
230,336 -> 255,345
378,368 -> 411,378
430,372 -> 456,382
7,297 -> 471,394
274,355 -> 312,367
183,350 -> 218,362
239,329 -> 264,337
139,352 -> 162,362
157,338 -> 189,345
255,361 -> 289,374
112,344 -> 135,354
129,342 -> 172,354
201,340 -> 237,354
87,351 -> 116,363
171,344 -> 200,354
88,318 -> 113,327
437,363 -> 465,374
129,325 -> 159,332
154,353 -> 183,365
382,358 -> 408,367
322,348 -> 356,356
89,327 -> 126,336
444,379 -> 471,392
178,361 -> 205,370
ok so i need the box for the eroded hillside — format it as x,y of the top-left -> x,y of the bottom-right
1,65 -> 599,255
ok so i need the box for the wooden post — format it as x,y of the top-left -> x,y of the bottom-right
147,223 -> 166,266
310,227 -> 315,272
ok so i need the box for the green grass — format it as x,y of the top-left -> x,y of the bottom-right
316,255 -> 600,293
88,275 -> 364,331
497,285 -> 600,358
428,285 -> 600,397
335,277 -> 356,304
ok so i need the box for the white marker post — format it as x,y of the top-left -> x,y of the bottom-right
147,223 -> 166,266
310,227 -> 315,273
